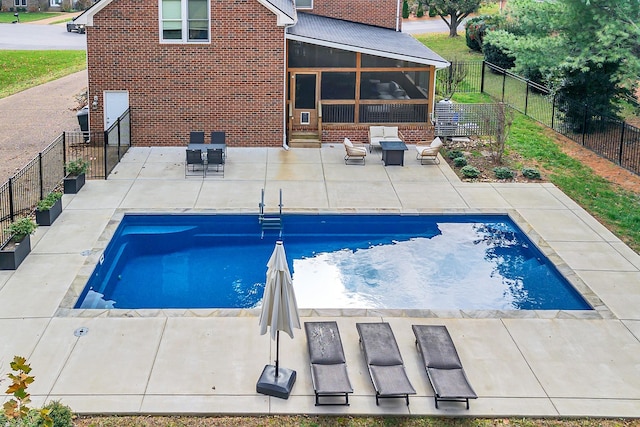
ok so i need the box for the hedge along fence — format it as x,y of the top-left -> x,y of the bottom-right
437,60 -> 640,176
0,108 -> 131,247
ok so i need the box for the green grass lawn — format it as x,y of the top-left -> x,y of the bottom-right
0,11 -> 64,23
0,51 -> 86,99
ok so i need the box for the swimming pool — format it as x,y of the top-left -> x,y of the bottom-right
75,213 -> 591,311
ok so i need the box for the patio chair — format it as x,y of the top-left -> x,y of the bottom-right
355,322 -> 416,405
206,148 -> 225,177
211,131 -> 226,145
415,137 -> 443,165
412,325 -> 477,409
304,321 -> 354,406
189,131 -> 205,145
343,138 -> 367,165
185,149 -> 204,177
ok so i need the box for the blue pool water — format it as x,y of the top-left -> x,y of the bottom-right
75,214 -> 591,311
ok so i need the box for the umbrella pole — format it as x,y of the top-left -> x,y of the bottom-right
275,329 -> 280,377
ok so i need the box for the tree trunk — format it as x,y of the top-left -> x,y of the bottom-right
449,14 -> 460,37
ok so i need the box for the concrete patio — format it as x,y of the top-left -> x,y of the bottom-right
0,144 -> 639,418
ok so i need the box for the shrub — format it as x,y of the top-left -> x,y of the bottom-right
65,159 -> 90,176
461,165 -> 480,178
483,40 -> 515,70
453,156 -> 467,167
416,1 -> 424,17
42,401 -> 74,427
402,0 -> 409,18
447,149 -> 464,160
4,218 -> 37,242
522,167 -> 541,179
36,192 -> 63,212
493,166 -> 514,179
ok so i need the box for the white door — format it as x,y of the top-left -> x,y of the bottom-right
104,91 -> 129,130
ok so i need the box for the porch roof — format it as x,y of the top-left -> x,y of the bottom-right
287,13 -> 450,69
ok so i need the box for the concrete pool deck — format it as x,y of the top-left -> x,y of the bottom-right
1,145 -> 639,417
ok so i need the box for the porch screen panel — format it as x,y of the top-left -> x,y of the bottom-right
361,71 -> 427,100
288,41 -> 356,68
361,54 -> 428,69
187,0 -> 209,40
321,72 -> 355,100
161,0 -> 182,40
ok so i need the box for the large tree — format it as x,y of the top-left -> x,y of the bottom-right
423,0 -> 482,37
484,0 -> 640,125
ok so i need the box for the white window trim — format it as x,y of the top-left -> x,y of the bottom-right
159,0 -> 211,44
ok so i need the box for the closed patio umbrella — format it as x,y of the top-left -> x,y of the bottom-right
256,240 -> 301,399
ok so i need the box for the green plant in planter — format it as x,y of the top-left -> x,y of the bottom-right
65,159 -> 90,177
4,218 -> 37,242
36,192 -> 63,212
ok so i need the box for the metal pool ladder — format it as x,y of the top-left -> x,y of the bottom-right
259,188 -> 283,238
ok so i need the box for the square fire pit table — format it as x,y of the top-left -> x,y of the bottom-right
380,140 -> 408,166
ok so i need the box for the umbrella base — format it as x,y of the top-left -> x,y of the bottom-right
256,365 -> 297,399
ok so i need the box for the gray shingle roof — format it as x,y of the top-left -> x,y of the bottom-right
263,0 -> 296,22
287,13 -> 449,68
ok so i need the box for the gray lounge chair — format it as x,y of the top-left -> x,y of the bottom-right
185,148 -> 204,177
412,325 -> 477,409
304,321 -> 353,406
355,322 -> 416,405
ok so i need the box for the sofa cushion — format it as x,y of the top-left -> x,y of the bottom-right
369,126 -> 385,138
383,127 -> 399,138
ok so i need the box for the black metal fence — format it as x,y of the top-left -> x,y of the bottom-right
438,61 -> 640,175
0,108 -> 131,247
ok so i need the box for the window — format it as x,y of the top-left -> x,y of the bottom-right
14,0 -> 26,6
160,0 -> 209,43
295,0 -> 312,8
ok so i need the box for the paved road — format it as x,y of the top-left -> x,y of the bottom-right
0,21 -> 85,50
402,17 -> 467,34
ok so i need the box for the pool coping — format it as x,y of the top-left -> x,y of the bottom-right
55,207 -> 611,321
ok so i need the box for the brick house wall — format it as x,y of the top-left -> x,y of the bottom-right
302,0 -> 400,30
87,0 -> 285,147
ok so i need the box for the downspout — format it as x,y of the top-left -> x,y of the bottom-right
396,0 -> 401,31
283,25 -> 293,150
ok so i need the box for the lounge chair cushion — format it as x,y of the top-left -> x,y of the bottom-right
311,363 -> 353,393
413,325 -> 463,369
357,322 -> 404,366
305,321 -> 347,365
428,368 -> 477,399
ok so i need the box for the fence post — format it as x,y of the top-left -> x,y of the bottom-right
103,130 -> 109,180
8,177 -> 15,222
551,94 -> 556,130
618,122 -> 626,166
62,132 -> 67,176
481,61 -> 485,93
501,70 -> 506,102
38,152 -> 44,200
581,103 -> 588,146
524,80 -> 530,116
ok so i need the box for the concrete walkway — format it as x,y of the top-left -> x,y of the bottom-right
1,146 -> 639,417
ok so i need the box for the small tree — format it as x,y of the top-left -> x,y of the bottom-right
438,60 -> 468,100
483,103 -> 514,165
402,0 -> 410,18
416,1 -> 424,17
2,356 -> 53,427
422,0 -> 481,37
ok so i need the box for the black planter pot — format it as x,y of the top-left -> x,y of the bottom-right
0,234 -> 31,270
35,197 -> 63,226
64,173 -> 86,194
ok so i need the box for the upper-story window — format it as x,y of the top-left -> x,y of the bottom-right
160,0 -> 210,43
295,0 -> 312,9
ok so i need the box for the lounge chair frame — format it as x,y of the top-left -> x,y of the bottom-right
412,324 -> 477,409
356,322 -> 416,406
304,321 -> 353,406
415,137 -> 443,165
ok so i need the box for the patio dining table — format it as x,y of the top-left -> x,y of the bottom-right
188,143 -> 227,156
